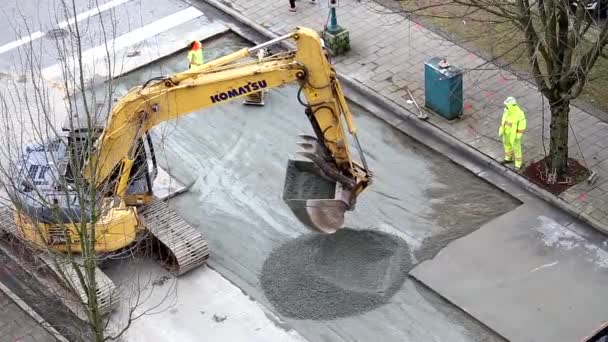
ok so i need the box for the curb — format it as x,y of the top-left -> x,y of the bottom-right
339,73 -> 606,232
402,11 -> 608,125
198,0 -> 607,236
0,281 -> 69,342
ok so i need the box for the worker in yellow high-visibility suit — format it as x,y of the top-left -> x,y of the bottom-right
187,40 -> 203,69
498,96 -> 527,170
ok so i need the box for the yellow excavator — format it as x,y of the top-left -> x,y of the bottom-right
0,27 -> 372,314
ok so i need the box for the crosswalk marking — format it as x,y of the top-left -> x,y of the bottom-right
57,0 -> 132,29
0,0 -> 133,55
42,6 -> 206,82
0,32 -> 45,55
92,6 -> 204,55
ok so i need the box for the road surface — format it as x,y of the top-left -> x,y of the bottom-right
7,1 -> 601,341
0,0 -> 519,340
101,29 -> 517,341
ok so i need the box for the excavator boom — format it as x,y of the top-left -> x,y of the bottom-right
4,27 -> 373,316
84,27 -> 371,232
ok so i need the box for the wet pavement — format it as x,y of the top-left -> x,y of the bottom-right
100,32 -> 520,341
103,257 -> 307,342
0,247 -> 91,341
412,201 -> 608,342
0,1 -> 606,340
0,291 -> 55,342
0,0 -> 193,71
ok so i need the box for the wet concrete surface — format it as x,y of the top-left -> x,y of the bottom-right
97,31 -> 251,95
411,201 -> 608,342
96,32 -> 519,341
103,257 -> 307,342
158,91 -> 515,341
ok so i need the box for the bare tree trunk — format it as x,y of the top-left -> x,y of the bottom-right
84,252 -> 103,342
548,100 -> 570,174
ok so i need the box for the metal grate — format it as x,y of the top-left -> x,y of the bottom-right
45,28 -> 69,39
38,165 -> 50,179
47,140 -> 61,152
47,226 -> 68,244
27,164 -> 39,179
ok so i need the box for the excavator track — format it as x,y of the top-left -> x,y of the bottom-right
0,207 -> 18,236
138,196 -> 209,276
0,207 -> 117,316
38,253 -> 117,316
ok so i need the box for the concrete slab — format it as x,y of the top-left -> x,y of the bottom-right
138,69 -> 514,340
152,167 -> 189,200
41,11 -> 229,86
411,202 -> 608,342
104,258 -> 306,342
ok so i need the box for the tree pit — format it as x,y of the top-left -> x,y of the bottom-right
522,157 -> 590,195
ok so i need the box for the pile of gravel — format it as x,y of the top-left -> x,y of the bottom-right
260,228 -> 410,320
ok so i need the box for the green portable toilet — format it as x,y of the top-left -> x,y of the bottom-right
424,57 -> 463,120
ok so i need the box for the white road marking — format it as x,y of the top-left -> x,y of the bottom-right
42,6 -> 204,81
0,32 -> 45,55
57,0 -> 132,29
0,0 -> 133,55
87,6 -> 203,55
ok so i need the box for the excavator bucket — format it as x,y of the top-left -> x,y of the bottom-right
282,160 -> 351,234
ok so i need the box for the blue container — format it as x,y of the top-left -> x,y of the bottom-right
424,57 -> 463,120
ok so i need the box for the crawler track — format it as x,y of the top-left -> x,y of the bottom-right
139,196 -> 209,276
0,207 -> 118,316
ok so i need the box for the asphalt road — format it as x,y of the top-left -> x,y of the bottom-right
0,0 -> 192,71
104,30 -> 519,341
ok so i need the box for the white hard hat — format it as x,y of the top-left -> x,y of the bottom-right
320,38 -> 325,48
504,96 -> 517,106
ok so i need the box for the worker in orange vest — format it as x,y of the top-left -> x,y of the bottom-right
187,40 -> 203,69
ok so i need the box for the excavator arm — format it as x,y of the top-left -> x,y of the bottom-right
83,27 -> 371,233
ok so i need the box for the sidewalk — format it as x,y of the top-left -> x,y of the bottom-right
0,289 -> 55,342
210,0 -> 608,233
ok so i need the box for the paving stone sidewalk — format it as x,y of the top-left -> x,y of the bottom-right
217,0 -> 608,231
0,291 -> 55,342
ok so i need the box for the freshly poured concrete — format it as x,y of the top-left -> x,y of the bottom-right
155,84 -> 517,341
104,258 -> 306,342
93,30 -> 518,341
411,202 -> 608,342
102,32 -> 519,340
152,167 -> 189,200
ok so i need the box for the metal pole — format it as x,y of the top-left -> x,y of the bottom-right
248,32 -> 294,54
353,133 -> 369,172
328,8 -> 339,33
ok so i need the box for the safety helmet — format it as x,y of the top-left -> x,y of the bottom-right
187,40 -> 201,50
504,96 -> 517,106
